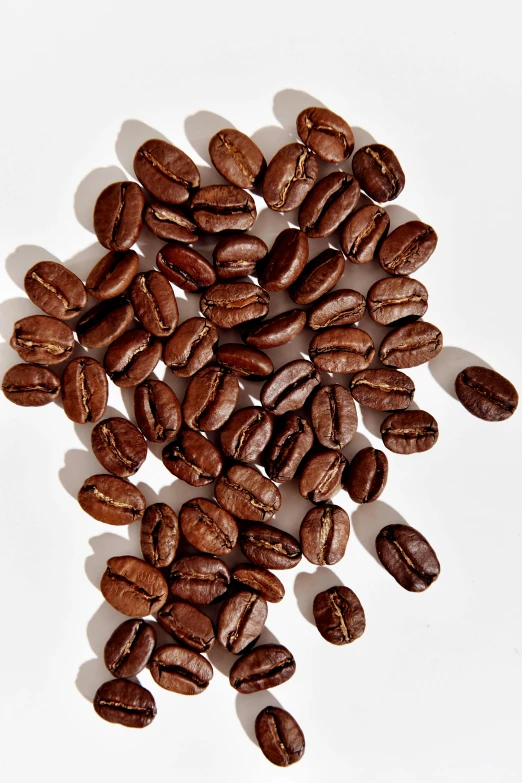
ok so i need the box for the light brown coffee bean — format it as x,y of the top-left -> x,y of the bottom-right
86,250 -> 139,300
140,503 -> 179,568
163,317 -> 218,378
209,129 -> 266,188
156,243 -> 216,292
93,182 -> 145,251
2,363 -> 61,407
100,555 -> 168,616
182,365 -> 239,431
242,309 -> 306,349
129,270 -> 178,337
104,329 -> 162,388
307,289 -> 366,330
300,504 -> 350,566
62,357 -> 108,424
289,249 -> 345,306
309,327 -> 375,373
24,261 -> 87,319
10,315 -> 74,365
134,379 -> 182,443
341,205 -> 390,263
149,645 -> 213,695
297,106 -> 354,162
298,172 -> 360,238
143,202 -> 199,243
299,449 -> 346,503
133,139 -> 200,204
379,322 -> 443,368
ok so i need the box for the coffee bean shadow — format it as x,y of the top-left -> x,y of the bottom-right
270,481 -> 311,540
175,291 -> 199,325
272,89 -> 326,134
250,126 -> 294,163
119,386 -> 138,423
352,500 -> 409,564
429,347 -> 493,401
207,640 -> 235,678
343,431 -> 373,463
71,404 -> 126,452
197,163 -> 228,188
85,531 -> 137,589
5,245 -> 60,290
0,297 -> 39,342
135,228 -> 163,265
62,242 -> 105,282
74,167 -> 127,233
360,406 -> 388,439
136,479 -> 214,516
58,448 -> 105,499
251,205 -> 291,248
351,127 -> 378,152
115,120 -> 170,179
184,111 -> 236,166
235,690 -> 284,747
0,342 -> 17,376
386,204 -> 421,231
293,567 -> 343,625
76,599 -> 130,702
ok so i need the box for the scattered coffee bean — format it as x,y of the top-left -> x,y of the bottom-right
156,243 -> 216,292
307,289 -> 366,330
169,555 -> 230,604
62,357 -> 108,423
104,328 -> 162,387
352,144 -> 405,202
309,326 -> 375,373
298,172 -> 360,238
256,706 -> 305,767
220,406 -> 274,462
134,379 -> 182,443
157,600 -> 215,653
231,564 -> 285,603
289,249 -> 345,306
350,368 -> 415,410
209,129 -> 266,188
93,679 -> 156,728
91,417 -> 147,477
93,181 -> 145,251
313,586 -> 366,645
341,204 -> 390,263
191,185 -> 256,233
381,410 -> 439,454
76,297 -> 135,349
376,524 -> 440,591
379,322 -> 443,368
86,250 -> 139,300
150,645 -> 213,695
217,590 -> 268,654
299,449 -> 346,503
179,497 -> 238,556
258,228 -> 308,292
455,366 -> 519,422
344,447 -> 388,503
143,202 -> 199,243
162,429 -> 223,486
263,143 -> 318,212
129,270 -> 178,337
239,523 -> 301,570
297,106 -> 354,162
24,261 -> 87,319
140,503 -> 179,568
242,309 -> 306,349
379,221 -> 437,276
229,644 -> 296,693
216,343 -> 273,380
213,235 -> 268,279
215,464 -> 281,522
300,504 -> 350,566
264,413 -> 314,482
2,363 -> 60,406
104,619 -> 156,678
78,474 -> 146,525
133,139 -> 200,204
182,365 -> 239,431
201,282 -> 269,329
261,360 -> 321,416
163,317 -> 218,378
100,554 -> 168,616
310,384 -> 357,450
367,277 -> 428,325
10,314 -> 74,365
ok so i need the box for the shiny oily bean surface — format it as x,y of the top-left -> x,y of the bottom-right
162,430 -> 223,486
143,202 -> 199,244
379,221 -> 437,276
263,143 -> 318,212
265,413 -> 314,482
298,172 -> 360,238
62,357 -> 108,423
376,523 -> 440,592
86,250 -> 139,300
78,474 -> 146,525
313,586 -> 366,645
297,106 -> 354,162
104,329 -> 162,388
367,277 -> 428,326
91,417 -> 147,477
104,619 -> 156,678
300,504 -> 350,566
140,503 -> 179,568
191,185 -> 256,233
341,204 -> 390,263
217,590 -> 268,654
350,368 -> 415,411
213,235 -> 268,279
209,129 -> 266,188
150,645 -> 213,695
379,322 -> 443,368
455,366 -> 519,422
134,379 -> 182,443
10,315 -> 74,365
133,139 -> 200,204
229,644 -> 296,693
169,555 -> 231,604
344,447 -> 388,503
220,406 -> 273,463
2,363 -> 61,407
352,144 -> 405,202
309,327 -> 375,373
163,317 -> 218,378
182,365 -> 239,431
299,449 -> 346,503
24,261 -> 87,319
93,679 -> 156,729
231,564 -> 285,603
289,249 -> 344,306
93,182 -> 145,251
157,600 -> 215,653
307,289 -> 366,330
156,243 -> 216,292
242,309 -> 306,349
311,384 -> 357,450
76,297 -> 134,349
216,343 -> 273,380
101,555 -> 168,616
129,271 -> 178,337
258,228 -> 308,292
381,410 -> 439,454
239,523 -> 301,570
256,707 -> 305,767
201,282 -> 269,329
261,360 -> 321,416
180,497 -> 238,556
215,464 -> 281,522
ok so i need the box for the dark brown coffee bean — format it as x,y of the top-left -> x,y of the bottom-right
140,503 -> 179,568
242,309 -> 306,349
220,407 -> 273,462
263,143 -> 319,212
297,106 -> 354,162
162,429 -> 222,486
298,172 -> 360,238
265,413 -> 314,482
163,317 -> 218,378
307,289 -> 366,330
261,360 -> 321,416
367,277 -> 428,326
10,315 -> 74,365
300,504 -> 350,566
379,322 -> 443,368
256,707 -> 305,767
310,384 -> 357,450
78,474 -> 146,525
381,410 -> 439,454
218,590 -> 268,654
258,228 -> 309,292
313,586 -> 366,645
182,365 -> 239,431
299,449 -> 346,503
191,185 -> 256,233
24,261 -> 87,319
455,366 -> 519,422
143,202 -> 199,243
179,498 -> 238,556
91,417 -> 147,477
341,205 -> 390,263
2,363 -> 60,407
240,523 -> 301,570
229,644 -> 296,693
213,235 -> 268,279
169,555 -> 230,604
86,250 -> 139,300
76,297 -> 135,349
104,619 -> 156,678
376,524 -> 440,591
101,555 -> 168,616
134,380 -> 182,443
309,327 -> 375,373
344,447 -> 388,503
157,601 -> 215,653
289,249 -> 344,306
62,357 -> 108,423
104,329 -> 162,388
352,144 -> 405,202
350,368 -> 415,410
215,464 -> 281,522
93,182 -> 145,251
133,139 -> 200,204
201,282 -> 269,329
156,243 -> 216,292
150,645 -> 213,694
379,221 -> 437,276
129,271 -> 178,337
93,679 -> 156,728
216,343 -> 273,380
231,564 -> 285,603
209,129 -> 266,188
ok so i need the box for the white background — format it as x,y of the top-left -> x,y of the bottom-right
1,1 -> 521,781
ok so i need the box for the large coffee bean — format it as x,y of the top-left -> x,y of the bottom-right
379,322 -> 443,368
307,289 -> 366,330
300,504 -> 350,566
350,368 -> 415,410
313,586 -> 366,645
213,235 -> 268,279
104,329 -> 162,388
78,474 -> 146,525
163,317 -> 218,378
134,380 -> 182,442
455,366 -> 519,422
169,555 -> 230,604
258,228 -> 308,292
381,410 -> 439,454
239,523 -> 301,570
93,679 -> 156,728
93,182 -> 145,251
217,590 -> 268,654
157,600 -> 215,653
191,185 -> 256,233
150,645 -> 213,695
209,129 -> 266,188
62,357 -> 108,423
91,417 -> 147,477
298,172 -> 360,238
201,282 -> 269,329
24,261 -> 87,319
179,498 -> 238,556
256,707 -> 305,767
261,360 -> 321,416
140,503 -> 179,568
215,464 -> 281,522
264,413 -> 314,482
86,250 -> 139,300
242,309 -> 306,349
297,106 -> 354,162
352,144 -> 405,202
263,143 -> 318,212
182,365 -> 239,431
379,221 -> 437,276
104,619 -> 156,678
376,523 -> 440,592
310,384 -> 357,450
220,407 -> 273,462
229,644 -> 296,693
10,315 -> 74,365
216,343 -> 273,380
129,271 -> 178,337
133,139 -> 200,204
344,447 -> 388,503
162,430 -> 223,486
367,277 -> 428,326
309,327 -> 375,373
2,363 -> 60,407
156,243 -> 216,292
231,564 -> 285,603
143,202 -> 199,244
341,205 -> 390,263
299,449 -> 346,503
76,297 -> 135,349
289,249 -> 344,306
100,555 -> 168,616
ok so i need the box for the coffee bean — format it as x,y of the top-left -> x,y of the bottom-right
78,474 -> 146,525
298,172 -> 360,238
239,523 -> 301,570
163,317 -> 218,378
191,185 -> 256,233
179,498 -> 238,556
150,645 -> 213,695
242,309 -> 306,349
169,555 -> 230,604
217,590 -> 268,654
104,328 -> 162,388
215,464 -> 281,522
86,250 -> 139,300
300,504 -> 350,566
10,314 -> 74,365
101,555 -> 168,616
297,106 -> 354,162
299,449 -> 346,503
261,360 -> 321,416
157,600 -> 215,653
352,144 -> 405,202
62,357 -> 108,423
156,243 -> 216,292
379,221 -> 437,276
104,619 -> 156,678
231,564 -> 285,603
162,430 -> 223,487
455,366 -> 518,422
309,327 -> 375,373
24,261 -> 87,319
133,139 -> 200,204
367,277 -> 428,326
381,410 -> 439,454
93,679 -> 156,728
76,297 -> 135,349
263,143 -> 319,212
182,365 -> 239,431
313,586 -> 366,645
229,644 -> 296,693
143,202 -> 199,243
140,503 -> 179,568
307,289 -> 366,330
209,129 -> 266,188
379,322 -> 443,368
256,707 -> 305,767
134,379 -> 182,442
129,271 -> 178,337
376,524 -> 440,591
289,249 -> 345,306
310,384 -> 357,450
341,205 -> 390,263
200,282 -> 269,329
213,235 -> 268,279
350,368 -> 415,410
264,413 -> 314,482
220,407 -> 273,462
91,417 -> 147,477
216,343 -> 273,380
93,182 -> 145,251
258,228 -> 309,292
2,363 -> 60,407
344,447 -> 388,503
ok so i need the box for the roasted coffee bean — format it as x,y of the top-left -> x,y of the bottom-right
216,343 -> 273,380
213,235 -> 268,279
150,645 -> 213,695
24,261 -> 87,319
309,327 -> 375,373
258,228 -> 308,292
182,365 -> 239,431
310,384 -> 357,450
209,129 -> 266,188
179,498 -> 238,556
215,464 -> 281,522
162,430 -> 223,487
201,282 -> 269,329
10,315 -> 74,365
140,503 -> 179,568
91,417 -> 147,477
352,144 -> 405,202
300,504 -> 350,566
367,277 -> 429,325
104,619 -> 156,678
256,707 -> 305,767
261,360 -> 321,416
297,106 -> 354,162
229,644 -> 296,693
163,317 -> 218,378
263,143 -> 318,212
218,590 -> 268,654
307,289 -> 366,330
86,250 -> 139,300
220,407 -> 273,462
129,271 -> 178,337
379,221 -> 437,276
134,380 -> 182,443
379,322 -> 443,368
242,309 -> 306,349
240,523 -> 301,570
313,586 -> 366,645
341,205 -> 390,263
143,202 -> 199,243
133,139 -> 200,204
78,474 -> 146,525
376,524 -> 440,592
350,368 -> 415,410
299,449 -> 346,503
62,357 -> 108,423
381,410 -> 439,454
169,555 -> 231,604
93,182 -> 145,251
157,601 -> 215,653
93,679 -> 156,728
265,413 -> 314,482
76,297 -> 135,349
298,172 -> 360,238
289,249 -> 345,306
344,447 -> 388,503
455,366 -> 518,422
101,555 -> 168,616
231,564 -> 285,603
156,243 -> 216,292
191,185 -> 256,233
104,329 -> 162,388
2,363 -> 60,407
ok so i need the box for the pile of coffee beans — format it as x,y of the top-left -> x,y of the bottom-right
2,104 -> 519,765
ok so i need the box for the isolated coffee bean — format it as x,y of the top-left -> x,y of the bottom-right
91,417 -> 147,477
76,297 -> 135,349
78,474 -> 146,525
169,555 -> 231,604
258,228 -> 309,292
299,449 -> 346,503
381,410 -> 439,454
350,368 -> 415,410
104,619 -> 156,678
140,503 -> 179,568
309,327 -> 375,373
162,430 -> 223,487
191,185 -> 256,233
104,329 -> 162,387
163,317 -> 218,378
209,129 -> 266,188
231,564 -> 285,603
213,235 -> 268,279
201,282 -> 269,329
217,590 -> 268,654
180,497 -> 238,556
93,679 -> 156,729
300,504 -> 350,566
129,271 -> 178,337
376,524 -> 440,592
86,250 -> 139,300
341,205 -> 390,263
216,343 -> 273,380
379,322 -> 443,368
344,447 -> 388,503
215,464 -> 281,522
352,144 -> 405,202
24,261 -> 87,319
101,555 -> 168,616
143,202 -> 199,243
367,277 -> 429,325
256,707 -> 305,767
157,601 -> 215,653
182,365 -> 239,431
379,221 -> 437,276
220,407 -> 273,462
133,139 -> 200,204
289,249 -> 344,306
313,586 -> 366,645
2,363 -> 60,407
265,413 -> 314,482
10,315 -> 74,365
242,309 -> 306,349
240,523 -> 301,570
307,289 -> 366,330
62,357 -> 108,423
134,380 -> 182,443
298,172 -> 360,238
310,384 -> 357,450
150,645 -> 213,695
93,182 -> 145,251
455,366 -> 518,422
263,143 -> 319,212
297,106 -> 354,162
261,360 -> 321,416
156,243 -> 216,292
229,644 -> 296,693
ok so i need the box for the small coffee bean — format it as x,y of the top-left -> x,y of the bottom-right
78,474 -> 146,525
307,289 -> 366,330
231,564 -> 285,603
300,504 -> 350,566
215,464 -> 281,522
201,282 -> 269,329
344,447 -> 388,503
310,384 -> 357,450
2,363 -> 60,407
298,172 -> 360,238
239,523 -> 301,570
91,417 -> 147,477
242,309 -> 306,349
62,357 -> 108,423
263,143 -> 319,212
220,407 -> 273,462
309,327 -> 375,373
150,645 -> 213,695
297,106 -> 354,162
299,449 -> 346,503
24,261 -> 87,319
179,497 -> 238,556
350,368 -> 415,410
182,365 -> 239,431
352,144 -> 405,202
104,619 -> 156,678
313,586 -> 366,645
381,410 -> 439,454
229,644 -> 296,693
367,277 -> 429,326
455,366 -> 519,422
217,590 -> 268,654
76,297 -> 135,349
133,139 -> 200,204
129,271 -> 178,337
157,601 -> 215,653
93,182 -> 145,251
162,430 -> 223,487
213,235 -> 268,279
104,329 -> 162,388
134,379 -> 182,443
256,707 -> 305,767
140,503 -> 179,568
209,129 -> 266,188
86,250 -> 139,300
191,185 -> 256,233
341,205 -> 390,263
264,413 -> 314,482
376,523 -> 440,592
143,202 -> 199,244
100,555 -> 168,616
216,343 -> 273,380
169,555 -> 231,604
289,249 -> 345,306
379,322 -> 443,368
10,315 -> 74,365
258,228 -> 309,292
379,221 -> 437,276
163,317 -> 218,378
93,679 -> 156,729
156,243 -> 216,292
261,360 -> 321,416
